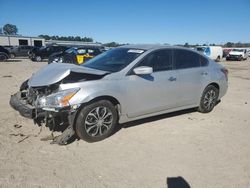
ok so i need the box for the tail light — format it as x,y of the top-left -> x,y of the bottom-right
221,68 -> 228,81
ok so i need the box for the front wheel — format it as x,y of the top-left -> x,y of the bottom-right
198,85 -> 219,113
216,56 -> 220,62
75,100 -> 118,142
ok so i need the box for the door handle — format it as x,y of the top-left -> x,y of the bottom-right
168,76 -> 177,81
201,72 -> 208,76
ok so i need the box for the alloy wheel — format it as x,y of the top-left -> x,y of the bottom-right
204,90 -> 217,110
84,106 -> 113,137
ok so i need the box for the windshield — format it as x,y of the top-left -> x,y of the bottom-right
232,49 -> 244,52
82,48 -> 145,72
65,47 -> 77,54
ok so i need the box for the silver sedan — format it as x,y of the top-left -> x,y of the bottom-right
10,45 -> 228,143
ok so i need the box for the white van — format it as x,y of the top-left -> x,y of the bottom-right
196,46 -> 223,61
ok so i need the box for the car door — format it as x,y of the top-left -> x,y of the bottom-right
173,49 -> 207,106
20,46 -> 28,56
17,46 -> 24,56
124,49 -> 180,118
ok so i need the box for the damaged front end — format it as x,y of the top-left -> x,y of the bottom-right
10,83 -> 79,145
10,63 -> 109,145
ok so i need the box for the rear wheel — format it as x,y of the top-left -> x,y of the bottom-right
198,85 -> 219,113
216,56 -> 220,62
0,54 -> 8,62
75,100 -> 118,142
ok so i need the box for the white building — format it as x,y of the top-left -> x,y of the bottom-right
45,40 -> 102,47
0,35 -> 45,46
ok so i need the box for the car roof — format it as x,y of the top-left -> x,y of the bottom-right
119,44 -> 193,51
120,44 -> 169,50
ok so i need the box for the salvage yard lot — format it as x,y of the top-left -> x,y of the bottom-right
0,59 -> 250,188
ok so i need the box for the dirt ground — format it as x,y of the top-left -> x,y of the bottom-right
0,58 -> 250,188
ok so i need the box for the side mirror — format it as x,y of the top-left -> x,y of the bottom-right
133,66 -> 153,75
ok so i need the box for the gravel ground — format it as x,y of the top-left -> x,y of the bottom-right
0,58 -> 250,188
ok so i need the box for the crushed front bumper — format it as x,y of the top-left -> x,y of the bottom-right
9,92 -> 44,119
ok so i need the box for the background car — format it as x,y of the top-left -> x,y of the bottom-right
223,48 -> 232,58
0,45 -> 10,62
195,46 -> 223,61
29,45 -> 70,62
9,45 -> 36,58
48,46 -> 104,64
226,49 -> 248,61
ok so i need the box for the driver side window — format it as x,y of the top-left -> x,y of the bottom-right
138,49 -> 172,72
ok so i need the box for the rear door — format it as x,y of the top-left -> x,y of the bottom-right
173,49 -> 208,106
125,49 -> 180,118
20,46 -> 29,56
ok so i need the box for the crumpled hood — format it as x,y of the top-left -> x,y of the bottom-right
28,63 -> 109,87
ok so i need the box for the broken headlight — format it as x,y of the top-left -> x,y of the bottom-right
36,88 -> 80,109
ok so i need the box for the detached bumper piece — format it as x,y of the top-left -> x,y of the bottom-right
10,92 -> 36,119
10,92 -> 45,119
10,92 -> 77,145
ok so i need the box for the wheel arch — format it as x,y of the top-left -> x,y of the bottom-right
72,95 -> 121,135
0,52 -> 9,59
86,95 -> 121,107
201,82 -> 220,98
208,82 -> 220,91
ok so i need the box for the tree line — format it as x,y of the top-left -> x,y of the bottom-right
38,35 -> 93,42
1,23 -> 250,47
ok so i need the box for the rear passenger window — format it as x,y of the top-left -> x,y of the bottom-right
139,49 -> 172,72
200,55 -> 208,67
174,49 -> 200,69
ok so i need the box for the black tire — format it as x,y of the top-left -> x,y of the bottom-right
0,53 -> 8,62
198,85 -> 219,113
216,56 -> 220,62
75,100 -> 118,142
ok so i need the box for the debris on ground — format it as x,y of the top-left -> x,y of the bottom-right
13,124 -> 22,128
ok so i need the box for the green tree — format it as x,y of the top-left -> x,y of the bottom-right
38,35 -> 51,40
224,42 -> 234,47
184,42 -> 189,47
3,24 -> 18,35
104,42 -> 120,47
82,37 -> 93,42
0,27 -> 2,34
